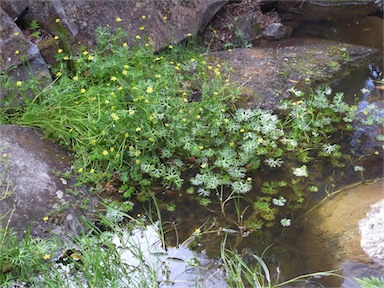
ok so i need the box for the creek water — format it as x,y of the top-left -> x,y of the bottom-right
155,11 -> 384,288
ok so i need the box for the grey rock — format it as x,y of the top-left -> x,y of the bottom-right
0,0 -> 228,50
0,7 -> 52,104
359,198 -> 384,266
263,23 -> 289,40
212,39 -> 381,109
0,125 -> 97,239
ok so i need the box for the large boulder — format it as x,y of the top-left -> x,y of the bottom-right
0,125 -> 97,239
0,0 -> 227,50
212,39 -> 381,109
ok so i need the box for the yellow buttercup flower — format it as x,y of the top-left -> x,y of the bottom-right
146,86 -> 153,94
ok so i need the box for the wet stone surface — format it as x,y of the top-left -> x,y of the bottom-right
0,125 -> 97,239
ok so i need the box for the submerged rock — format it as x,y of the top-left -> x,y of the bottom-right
295,180 -> 384,286
0,125 -> 97,239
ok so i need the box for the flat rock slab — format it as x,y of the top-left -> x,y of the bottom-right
213,39 -> 381,109
0,125 -> 97,238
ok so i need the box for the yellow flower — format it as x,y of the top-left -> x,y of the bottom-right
163,16 -> 167,20
57,48 -> 63,53
187,33 -> 192,37
56,71 -> 62,77
135,127 -> 141,132
55,18 -> 60,23
90,169 -> 95,173
87,55 -> 94,61
122,70 -> 127,75
123,42 -> 128,47
110,147 -> 115,152
124,64 -> 129,69
83,51 -> 89,55
104,100 -> 110,104
63,56 -> 69,60
102,150 -> 109,156
80,88 -> 86,93
156,74 -> 161,78
118,86 -> 123,90
116,17 -> 122,22
54,36 -> 59,40
43,216 -> 49,222
194,228 -> 201,235
201,163 -> 207,168
73,76 -> 78,81
141,15 -> 146,19
111,76 -> 117,81
124,132 -> 129,138
135,35 -> 141,39
78,168 -> 83,173
240,128 -> 245,133
111,113 -> 119,121
146,86 -> 153,94
374,151 -> 379,155
14,32 -> 20,36
43,254 -> 51,260
15,50 -> 20,55
168,44 -> 173,49
139,26 -> 145,30
16,81 -> 23,86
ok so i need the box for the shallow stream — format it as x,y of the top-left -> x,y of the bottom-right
156,10 -> 384,288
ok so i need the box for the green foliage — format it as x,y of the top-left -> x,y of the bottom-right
28,20 -> 41,39
0,229 -> 57,285
0,26 -> 362,231
356,276 -> 384,288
